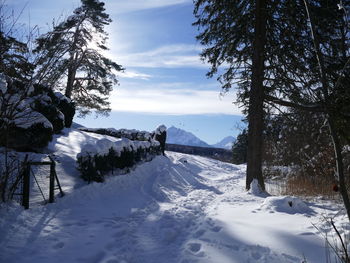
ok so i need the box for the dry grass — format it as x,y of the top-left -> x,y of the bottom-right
282,176 -> 338,200
263,166 -> 346,201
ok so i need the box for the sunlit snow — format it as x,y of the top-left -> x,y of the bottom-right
0,128 -> 347,263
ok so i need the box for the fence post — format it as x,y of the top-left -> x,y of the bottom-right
22,157 -> 30,209
49,160 -> 55,203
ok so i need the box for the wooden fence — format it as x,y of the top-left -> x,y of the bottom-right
21,155 -> 64,209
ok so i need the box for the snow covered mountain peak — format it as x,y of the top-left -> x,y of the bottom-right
166,126 -> 210,148
166,126 -> 235,149
212,136 -> 235,150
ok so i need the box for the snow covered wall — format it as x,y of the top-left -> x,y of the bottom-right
79,127 -> 153,141
0,74 -> 75,150
76,125 -> 167,182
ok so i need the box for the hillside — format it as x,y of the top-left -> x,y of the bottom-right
212,136 -> 235,149
166,126 -> 210,147
0,128 -> 347,263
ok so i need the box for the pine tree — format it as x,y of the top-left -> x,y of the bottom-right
34,0 -> 123,116
232,129 -> 248,165
193,0 -> 268,191
193,0 -> 350,193
0,31 -> 33,81
282,0 -> 350,220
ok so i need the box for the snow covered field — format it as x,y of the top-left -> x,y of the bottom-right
0,128 -> 348,263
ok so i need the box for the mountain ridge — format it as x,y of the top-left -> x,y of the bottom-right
212,136 -> 235,149
166,126 -> 235,149
166,126 -> 210,148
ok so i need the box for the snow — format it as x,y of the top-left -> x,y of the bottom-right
167,126 -> 210,147
79,137 -> 132,158
155,124 -> 167,135
46,128 -> 124,193
0,128 -> 348,263
14,108 -> 53,130
57,110 -> 65,121
26,85 -> 34,96
249,179 -> 269,197
54,92 -> 71,103
77,136 -> 159,160
261,196 -> 314,215
0,78 -> 53,130
167,127 -> 234,149
0,73 -> 8,93
212,136 -> 235,149
80,127 -> 153,141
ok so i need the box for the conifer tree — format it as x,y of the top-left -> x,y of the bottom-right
232,129 -> 248,165
0,31 -> 33,81
193,0 -> 268,191
193,0 -> 350,194
35,0 -> 123,116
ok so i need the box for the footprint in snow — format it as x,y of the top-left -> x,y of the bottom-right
211,226 -> 222,232
188,242 -> 201,253
193,229 -> 206,238
205,218 -> 214,226
187,242 -> 205,257
52,242 -> 65,249
251,251 -> 262,260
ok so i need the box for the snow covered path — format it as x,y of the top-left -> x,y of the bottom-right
0,152 -> 345,263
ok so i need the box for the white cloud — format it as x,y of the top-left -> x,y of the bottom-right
106,0 -> 191,14
112,44 -> 207,69
109,86 -> 242,115
118,70 -> 152,80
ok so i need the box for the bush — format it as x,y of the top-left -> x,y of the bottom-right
31,84 -> 75,131
0,78 -> 54,151
32,96 -> 64,134
5,122 -> 53,151
53,92 -> 75,128
79,127 -> 152,141
0,76 -> 75,151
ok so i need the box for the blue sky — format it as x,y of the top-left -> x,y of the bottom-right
8,0 -> 245,144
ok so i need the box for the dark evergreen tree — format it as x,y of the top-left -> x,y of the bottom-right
194,0 -> 270,191
275,0 -> 350,221
34,0 -> 123,116
193,0 -> 350,194
0,31 -> 33,81
232,129 -> 248,165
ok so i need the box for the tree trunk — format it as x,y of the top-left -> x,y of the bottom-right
65,26 -> 81,99
65,61 -> 76,98
246,0 -> 267,191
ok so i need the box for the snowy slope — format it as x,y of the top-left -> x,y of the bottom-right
47,128 -> 123,193
0,129 -> 348,263
212,136 -> 235,149
166,126 -> 210,147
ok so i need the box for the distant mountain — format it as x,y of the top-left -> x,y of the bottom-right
212,136 -> 235,150
166,126 -> 210,148
166,126 -> 235,150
